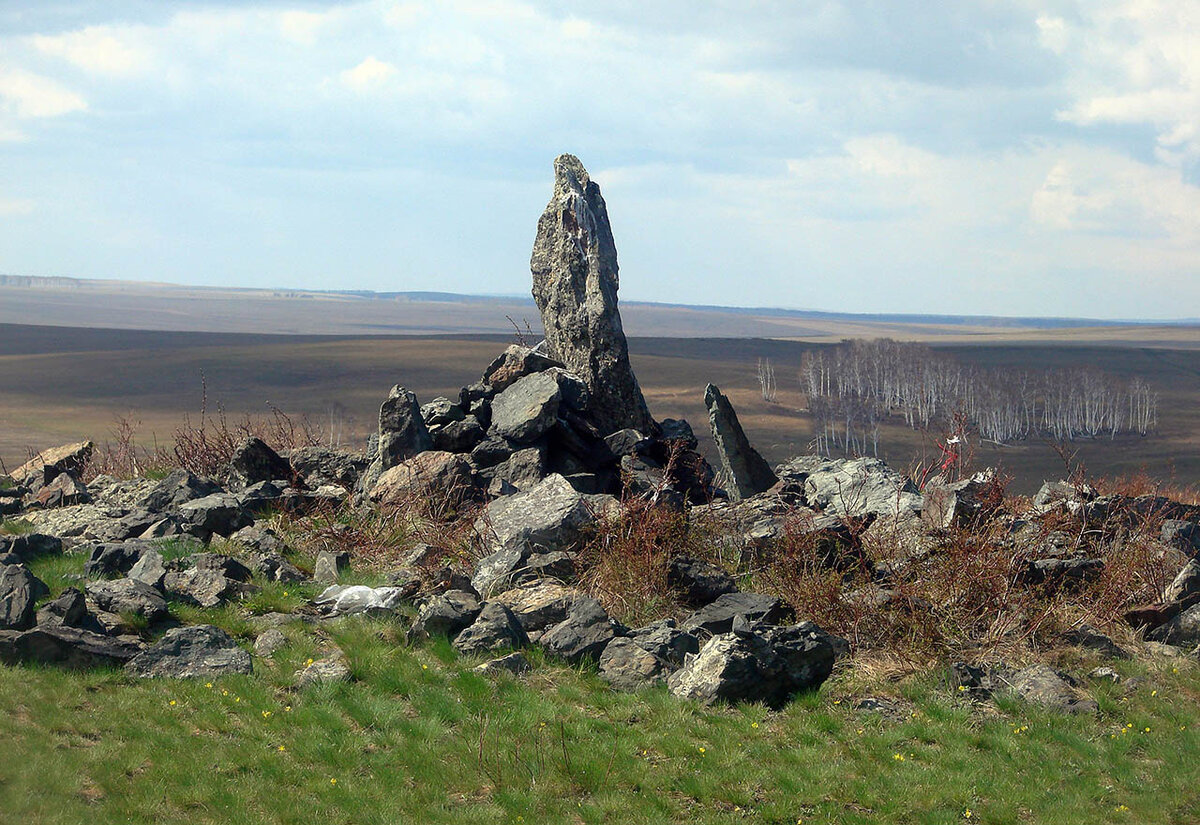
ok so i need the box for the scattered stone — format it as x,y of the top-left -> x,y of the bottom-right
489,372 -> 563,443
136,469 -> 223,513
680,592 -> 792,636
311,584 -> 406,617
1008,665 -> 1097,714
1162,520 -> 1200,557
2,533 -> 62,563
540,595 -> 620,664
368,451 -> 476,507
253,628 -> 287,657
1,625 -> 142,668
1088,666 -> 1121,684
83,540 -> 153,578
375,385 -> 434,470
163,568 -> 257,609
314,550 -> 351,583
492,580 -> 580,635
1147,602 -> 1200,648
248,551 -> 305,584
453,602 -> 530,655
432,416 -> 486,453
667,622 -> 840,708
599,636 -> 672,690
286,446 -> 367,491
1060,625 -> 1131,660
408,590 -> 481,642
127,625 -> 253,678
704,384 -> 777,500
529,153 -> 655,436
11,441 -> 93,490
778,456 -> 923,520
230,437 -> 295,487
1164,559 -> 1200,604
0,564 -> 50,630
85,578 -> 169,623
921,470 -> 1001,528
483,344 -> 564,393
627,619 -> 700,668
35,471 -> 91,508
474,651 -> 531,676
128,548 -> 167,589
178,493 -> 253,538
35,587 -> 89,628
472,474 -> 614,595
295,656 -> 351,688
667,556 -> 738,607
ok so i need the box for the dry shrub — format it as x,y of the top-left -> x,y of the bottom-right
578,498 -> 695,627
83,413 -> 175,481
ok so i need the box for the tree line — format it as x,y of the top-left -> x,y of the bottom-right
792,339 -> 1158,456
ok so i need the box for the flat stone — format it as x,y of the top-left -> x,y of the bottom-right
127,625 -> 252,678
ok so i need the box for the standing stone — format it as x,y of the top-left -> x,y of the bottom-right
703,384 -> 777,501
530,154 -> 654,436
360,385 -> 434,494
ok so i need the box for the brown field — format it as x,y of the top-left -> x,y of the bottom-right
1,323 -> 1197,495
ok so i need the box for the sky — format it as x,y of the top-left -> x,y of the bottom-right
0,1 -> 1198,320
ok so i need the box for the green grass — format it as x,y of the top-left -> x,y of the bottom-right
2,615 -> 1198,824
0,517 -> 34,536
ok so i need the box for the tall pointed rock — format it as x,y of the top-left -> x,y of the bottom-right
530,154 -> 655,436
704,384 -> 778,501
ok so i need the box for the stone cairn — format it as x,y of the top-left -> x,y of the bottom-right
9,154 -> 1194,711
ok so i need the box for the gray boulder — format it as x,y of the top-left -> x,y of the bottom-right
295,656 -> 351,688
599,636 -> 672,690
127,625 -> 252,678
489,372 -> 563,443
1008,665 -> 1098,714
453,602 -> 530,655
35,471 -> 91,508
230,437 -> 295,487
178,493 -> 253,538
1164,559 -> 1200,603
163,568 -> 257,609
376,385 -> 433,468
314,549 -> 350,583
127,548 -> 167,589
286,446 -> 367,490
2,533 -> 62,563
539,595 -> 620,664
1,625 -> 142,668
474,651 -> 531,676
253,627 -> 287,657
368,451 -> 477,507
680,592 -> 792,636
482,344 -> 565,393
667,622 -> 840,707
704,384 -> 777,500
529,154 -> 655,436
492,580 -> 580,635
778,456 -> 923,520
627,619 -> 700,668
1147,602 -> 1200,648
408,590 -> 481,642
472,474 -> 614,595
83,540 -> 155,577
136,469 -> 222,513
10,441 -> 93,491
0,564 -> 50,630
35,587 -> 89,628
85,578 -> 169,623
1162,520 -> 1200,557
667,556 -> 738,607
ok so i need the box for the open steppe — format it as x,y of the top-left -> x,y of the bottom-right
1,321 -> 1197,495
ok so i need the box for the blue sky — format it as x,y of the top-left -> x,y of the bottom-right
1,1 -> 1197,319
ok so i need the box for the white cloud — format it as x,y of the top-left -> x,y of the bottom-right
32,26 -> 151,75
339,56 -> 398,93
0,68 -> 86,118
0,197 -> 33,216
278,10 -> 331,46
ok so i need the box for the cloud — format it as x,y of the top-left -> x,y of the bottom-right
32,25 -> 150,75
0,197 -> 33,216
0,67 -> 86,118
339,56 -> 398,93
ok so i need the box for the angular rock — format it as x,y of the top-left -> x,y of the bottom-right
377,385 -> 434,468
922,470 -> 1001,528
421,397 -> 465,427
599,636 -> 671,690
1162,520 -> 1200,557
314,549 -> 350,583
230,437 -> 295,486
1164,559 -> 1200,604
1060,625 -> 1131,660
472,474 -> 614,595
0,564 -> 49,630
778,456 -> 923,520
311,584 -> 406,617
163,568 -> 257,609
11,441 -> 93,490
474,651 -> 531,676
680,592 -> 792,636
482,344 -> 565,393
3,533 -> 62,563
85,578 -> 169,623
667,622 -> 839,708
1147,602 -> 1200,648
189,553 -> 254,582
627,619 -> 700,668
286,446 -> 367,491
127,625 -> 252,678
127,548 -> 167,590
1,625 -> 142,668
432,416 -> 486,454
35,471 -> 91,508
667,556 -> 738,607
1033,480 -> 1096,508
35,587 -> 88,628
231,523 -> 289,555
1008,665 -> 1098,714
248,551 -> 305,584
369,451 -> 477,507
253,627 -> 287,657
539,595 -> 620,664
177,493 -> 253,538
482,446 -> 547,493
295,656 -> 351,688
529,154 -> 655,436
489,372 -> 562,443
704,384 -> 777,500
83,540 -> 153,578
492,580 -> 580,634
407,590 -> 481,642
453,602 -> 529,655
136,469 -> 222,513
